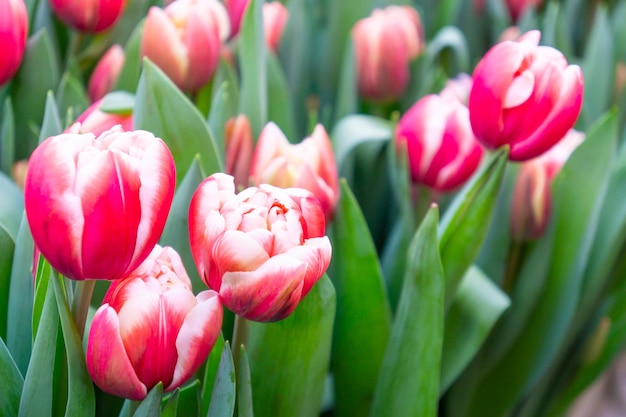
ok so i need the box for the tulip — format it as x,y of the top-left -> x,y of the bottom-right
225,115 -> 253,189
396,94 -> 484,192
87,245 -> 223,400
440,73 -> 473,105
87,44 -> 125,102
49,0 -> 126,33
223,0 -> 249,38
24,126 -> 176,280
263,2 -> 288,53
352,6 -> 424,102
188,173 -> 332,322
141,0 -> 230,92
0,0 -> 28,86
510,129 -> 584,241
75,99 -> 133,136
469,30 -> 584,162
505,0 -> 543,22
250,122 -> 339,219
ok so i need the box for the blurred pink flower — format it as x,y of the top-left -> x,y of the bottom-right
0,0 -> 28,86
263,1 -> 288,52
49,0 -> 126,32
87,44 -> 125,102
74,99 -> 133,136
225,115 -> 253,189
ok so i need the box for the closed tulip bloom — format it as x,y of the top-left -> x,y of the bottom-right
506,0 -> 543,22
141,0 -> 230,92
225,115 -> 253,189
352,6 -> 424,102
75,99 -> 133,136
396,94 -> 484,192
510,129 -> 583,241
189,173 -> 332,322
49,0 -> 126,33
24,127 -> 176,280
223,0 -> 249,38
250,122 -> 339,219
0,0 -> 28,86
263,2 -> 288,53
87,44 -> 125,102
87,245 -> 223,400
469,30 -> 583,161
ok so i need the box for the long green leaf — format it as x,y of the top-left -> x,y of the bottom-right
39,91 -> 63,143
114,21 -> 145,94
207,342 -> 235,417
133,383 -> 163,417
1,97 -> 15,175
237,346 -> 253,417
200,334 -> 224,417
0,337 -> 23,417
267,52 -> 295,139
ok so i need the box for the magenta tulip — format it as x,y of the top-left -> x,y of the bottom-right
505,0 -> 544,22
87,245 -> 223,400
223,0 -> 249,38
49,0 -> 126,33
24,127 -> 175,280
469,30 -> 583,161
87,44 -> 125,102
189,173 -> 332,322
0,0 -> 28,86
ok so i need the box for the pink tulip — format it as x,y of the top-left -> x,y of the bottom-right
396,94 -> 484,192
24,127 -> 176,280
49,0 -> 126,33
352,6 -> 424,102
223,0 -> 249,38
440,73 -> 473,105
250,122 -> 339,219
510,129 -> 583,241
263,2 -> 288,53
74,99 -> 133,136
87,245 -> 223,400
225,115 -> 253,189
87,44 -> 125,102
189,173 -> 332,322
506,0 -> 544,22
469,30 -> 584,161
0,0 -> 28,86
141,0 -> 230,92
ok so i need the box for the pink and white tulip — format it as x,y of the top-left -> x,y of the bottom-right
469,30 -> 583,161
87,245 -> 223,400
0,0 -> 28,86
74,99 -> 133,136
49,0 -> 126,33
87,44 -> 125,102
225,115 -> 253,189
263,2 -> 288,53
189,173 -> 332,322
24,127 -> 175,280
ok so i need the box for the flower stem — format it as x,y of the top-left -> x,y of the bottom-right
71,279 -> 96,338
232,315 -> 250,371
502,241 -> 524,294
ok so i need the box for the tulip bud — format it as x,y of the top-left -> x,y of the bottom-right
510,129 -> 584,241
87,245 -> 223,400
0,0 -> 28,86
49,0 -> 126,33
263,2 -> 288,53
440,73 -> 473,105
250,122 -> 339,219
469,30 -> 584,161
24,127 -> 176,280
396,94 -> 484,192
223,0 -> 249,38
225,115 -> 253,189
74,99 -> 133,136
505,0 -> 544,22
352,6 -> 424,103
189,173 -> 332,322
87,44 -> 125,102
141,0 -> 230,92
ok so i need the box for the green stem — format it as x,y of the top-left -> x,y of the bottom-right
71,279 -> 95,338
502,241 -> 524,294
232,315 -> 250,371
65,32 -> 85,74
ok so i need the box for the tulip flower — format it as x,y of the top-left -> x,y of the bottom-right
352,6 -> 424,102
49,0 -> 126,33
141,0 -> 230,92
505,0 -> 544,22
263,2 -> 288,53
469,30 -> 584,162
396,94 -> 484,192
75,99 -> 133,136
87,245 -> 223,400
250,122 -> 339,219
24,126 -> 176,281
87,44 -> 125,102
189,173 -> 332,322
440,73 -> 473,105
225,115 -> 253,189
223,0 -> 249,38
0,0 -> 28,86
510,129 -> 584,241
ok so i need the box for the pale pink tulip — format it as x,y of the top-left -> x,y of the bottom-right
263,2 -> 288,53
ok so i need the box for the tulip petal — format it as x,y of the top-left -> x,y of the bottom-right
213,230 -> 271,275
285,236 -> 332,296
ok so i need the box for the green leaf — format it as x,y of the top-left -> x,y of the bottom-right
247,276 -> 335,417
1,97 -> 15,175
0,337 -> 23,417
371,206 -> 444,417
207,60 -> 239,155
100,91 -> 135,116
171,380 -> 200,417
207,342 -> 235,417
56,72 -> 89,122
114,21 -> 145,94
0,227 -> 14,341
439,147 -> 508,308
333,40 -> 357,125
237,346 -> 253,417
440,265 -> 510,393
162,390 -> 179,417
267,52 -> 295,140
330,180 -> 391,417
200,334 -> 224,417
39,91 -> 63,144
237,0 -> 267,137
133,383 -> 163,417
135,59 -> 223,184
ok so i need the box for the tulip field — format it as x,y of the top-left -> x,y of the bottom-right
0,0 -> 625,416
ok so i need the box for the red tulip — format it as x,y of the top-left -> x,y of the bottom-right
87,245 -> 223,400
87,44 -> 125,102
469,30 -> 583,161
24,127 -> 175,280
189,173 -> 332,322
141,0 -> 230,92
352,6 -> 424,102
510,129 -> 583,241
250,122 -> 339,219
396,94 -> 484,192
263,2 -> 288,53
0,0 -> 28,86
225,115 -> 253,189
505,0 -> 543,22
49,0 -> 126,33
75,99 -> 133,136
223,0 -> 249,38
